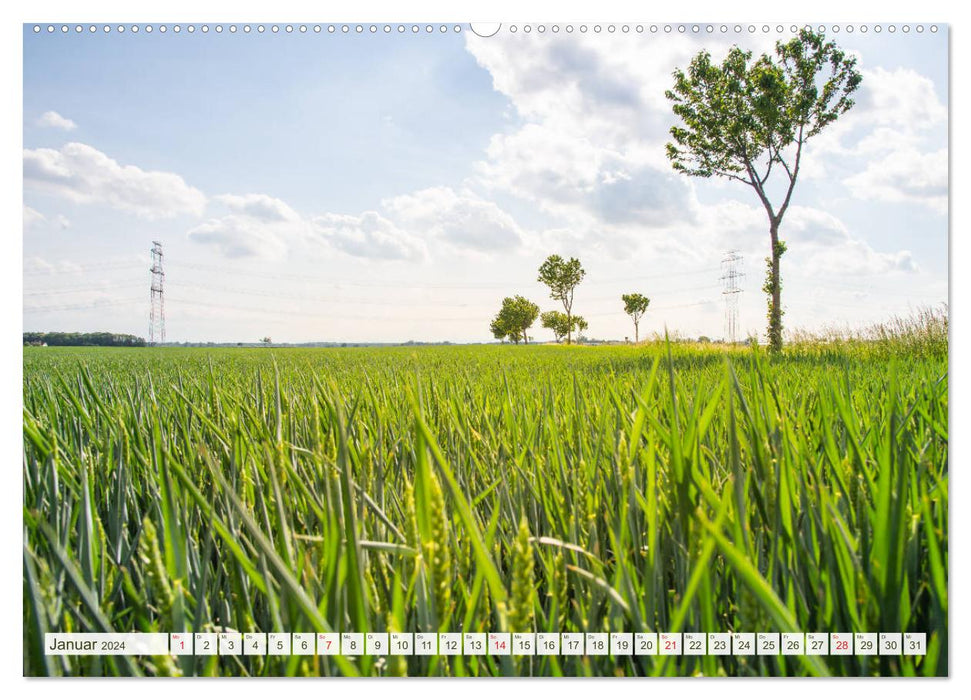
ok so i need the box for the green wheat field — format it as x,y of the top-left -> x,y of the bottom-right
22,327 -> 948,676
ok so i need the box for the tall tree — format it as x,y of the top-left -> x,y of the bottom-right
490,295 -> 540,344
621,293 -> 651,343
665,29 -> 861,350
537,254 -> 586,344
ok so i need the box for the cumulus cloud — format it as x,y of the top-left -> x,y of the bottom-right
782,206 -> 919,277
214,193 -> 300,222
466,33 -> 696,219
690,200 -> 920,279
382,187 -> 523,252
798,238 -> 918,277
188,192 -> 312,259
844,148 -> 947,214
855,67 -> 947,132
187,215 -> 290,260
24,142 -> 207,219
311,212 -> 426,261
191,187 -> 525,262
37,110 -> 77,131
802,66 -> 947,186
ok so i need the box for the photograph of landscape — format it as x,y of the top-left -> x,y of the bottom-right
22,21 -> 948,677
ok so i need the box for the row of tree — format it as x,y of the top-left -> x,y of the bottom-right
23,332 -> 146,347
490,255 -> 652,344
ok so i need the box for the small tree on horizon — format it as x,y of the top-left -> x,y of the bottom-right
621,293 -> 651,343
575,317 -> 589,342
540,311 -> 569,343
541,310 -> 586,344
537,254 -> 585,344
490,295 -> 540,344
665,28 -> 861,351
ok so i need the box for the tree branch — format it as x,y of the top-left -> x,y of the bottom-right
775,123 -> 805,223
742,154 -> 776,222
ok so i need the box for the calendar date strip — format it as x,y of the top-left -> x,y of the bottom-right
46,631 -> 926,657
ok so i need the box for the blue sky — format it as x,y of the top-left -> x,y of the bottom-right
23,24 -> 948,343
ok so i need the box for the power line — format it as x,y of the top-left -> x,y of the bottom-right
24,297 -> 143,313
161,278 -> 722,308
23,260 -> 144,277
164,296 -> 493,322
24,281 -> 145,296
586,300 -> 716,318
170,260 -> 723,290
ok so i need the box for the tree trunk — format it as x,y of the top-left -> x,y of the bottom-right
566,313 -> 572,345
767,221 -> 784,351
634,321 -> 639,343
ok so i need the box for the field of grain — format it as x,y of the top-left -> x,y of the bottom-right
22,339 -> 948,676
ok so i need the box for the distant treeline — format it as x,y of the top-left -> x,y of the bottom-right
24,332 -> 146,347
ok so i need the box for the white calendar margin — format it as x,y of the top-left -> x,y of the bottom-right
5,0 -> 962,696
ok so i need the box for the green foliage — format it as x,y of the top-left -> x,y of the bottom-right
490,296 -> 540,344
621,293 -> 651,342
540,310 -> 587,343
22,339 -> 947,677
22,331 -> 145,347
763,240 -> 789,351
538,255 -> 586,343
574,317 -> 588,339
509,517 -> 535,635
666,29 -> 861,349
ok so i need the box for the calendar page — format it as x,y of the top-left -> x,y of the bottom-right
21,7 -> 949,681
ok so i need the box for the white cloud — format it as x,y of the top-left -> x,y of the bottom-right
382,187 -> 523,252
783,207 -> 854,245
855,67 -> 947,132
37,110 -> 77,131
23,142 -> 207,219
311,212 -> 426,261
802,66 -> 947,184
687,200 -> 920,279
797,238 -> 918,277
23,206 -> 71,232
187,215 -> 290,260
844,148 -> 947,214
214,193 -> 300,222
23,256 -> 83,275
465,33 -> 700,225
23,206 -> 46,230
189,193 -> 317,260
192,187 -> 524,262
793,67 -> 946,159
784,206 -> 919,277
